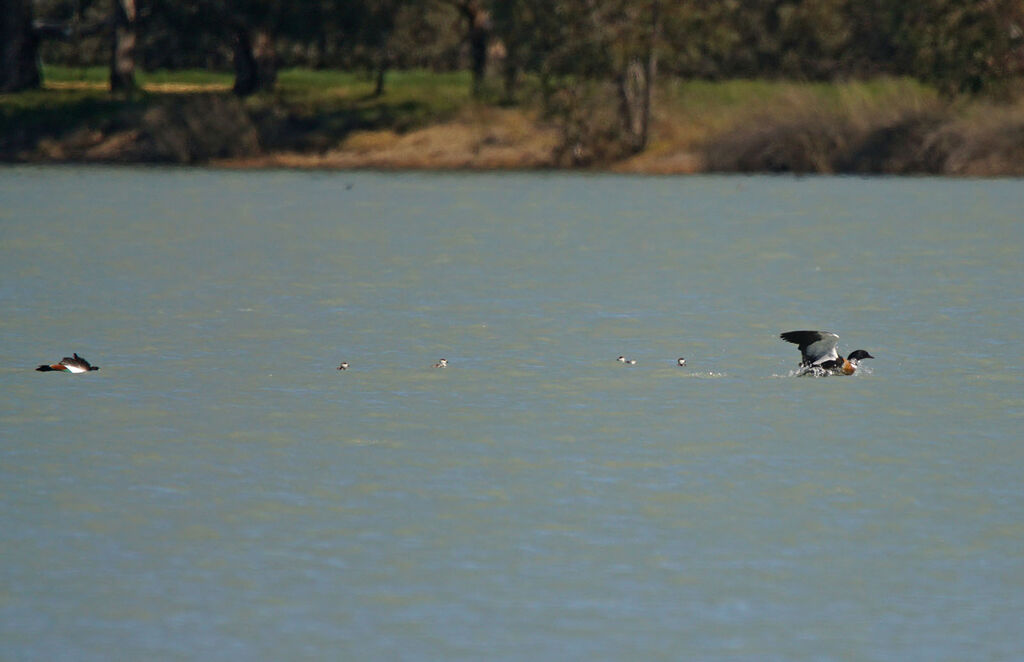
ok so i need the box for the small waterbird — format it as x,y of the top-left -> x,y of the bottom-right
677,357 -> 687,367
780,330 -> 873,376
617,356 -> 636,365
337,361 -> 349,370
433,358 -> 448,368
36,353 -> 100,373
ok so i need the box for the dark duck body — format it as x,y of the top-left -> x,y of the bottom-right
780,331 -> 873,376
36,353 -> 100,373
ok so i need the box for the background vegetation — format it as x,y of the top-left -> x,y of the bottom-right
2,0 -> 1023,172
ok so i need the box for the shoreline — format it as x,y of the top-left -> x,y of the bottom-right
4,81 -> 1024,177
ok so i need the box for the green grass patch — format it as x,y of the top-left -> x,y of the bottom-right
138,69 -> 233,86
43,64 -> 233,87
273,68 -> 472,116
252,68 -> 476,140
41,64 -> 109,84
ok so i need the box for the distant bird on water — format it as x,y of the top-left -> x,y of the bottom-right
677,357 -> 687,367
617,355 -> 636,365
337,361 -> 349,370
36,353 -> 99,373
780,330 -> 873,376
433,358 -> 448,368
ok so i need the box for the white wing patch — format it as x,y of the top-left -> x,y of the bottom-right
804,332 -> 840,365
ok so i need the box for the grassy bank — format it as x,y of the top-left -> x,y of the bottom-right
3,67 -> 1023,175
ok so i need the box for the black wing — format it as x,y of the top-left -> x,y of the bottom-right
780,330 -> 840,366
62,353 -> 91,369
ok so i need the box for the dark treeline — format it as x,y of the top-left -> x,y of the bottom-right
6,0 -> 1024,93
2,0 -> 1023,161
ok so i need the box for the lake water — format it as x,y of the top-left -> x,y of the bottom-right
2,166 -> 1022,660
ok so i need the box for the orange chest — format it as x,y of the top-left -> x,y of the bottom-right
841,359 -> 855,375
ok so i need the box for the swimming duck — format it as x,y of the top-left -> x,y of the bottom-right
617,356 -> 636,365
337,361 -> 349,370
433,358 -> 448,368
36,353 -> 99,373
677,358 -> 687,367
780,330 -> 874,376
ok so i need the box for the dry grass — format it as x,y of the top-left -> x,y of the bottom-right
693,79 -> 1024,175
218,107 -> 561,170
924,101 -> 1024,176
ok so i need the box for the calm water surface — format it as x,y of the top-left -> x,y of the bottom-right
2,167 -> 1023,660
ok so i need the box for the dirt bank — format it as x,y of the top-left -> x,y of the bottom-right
3,89 -> 1023,175
216,107 -> 564,171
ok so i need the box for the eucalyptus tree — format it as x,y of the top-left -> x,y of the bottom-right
498,0 -> 666,156
609,0 -> 663,152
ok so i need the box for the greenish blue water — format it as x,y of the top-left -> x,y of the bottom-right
2,167 -> 1023,660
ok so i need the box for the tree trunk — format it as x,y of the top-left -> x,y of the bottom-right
233,27 -> 276,96
233,28 -> 257,96
457,1 -> 491,98
110,0 -> 137,93
641,1 -> 661,150
617,58 -> 647,153
502,55 -> 518,103
468,11 -> 490,97
252,29 -> 277,91
372,43 -> 391,97
373,62 -> 387,97
616,1 -> 660,153
0,0 -> 41,93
